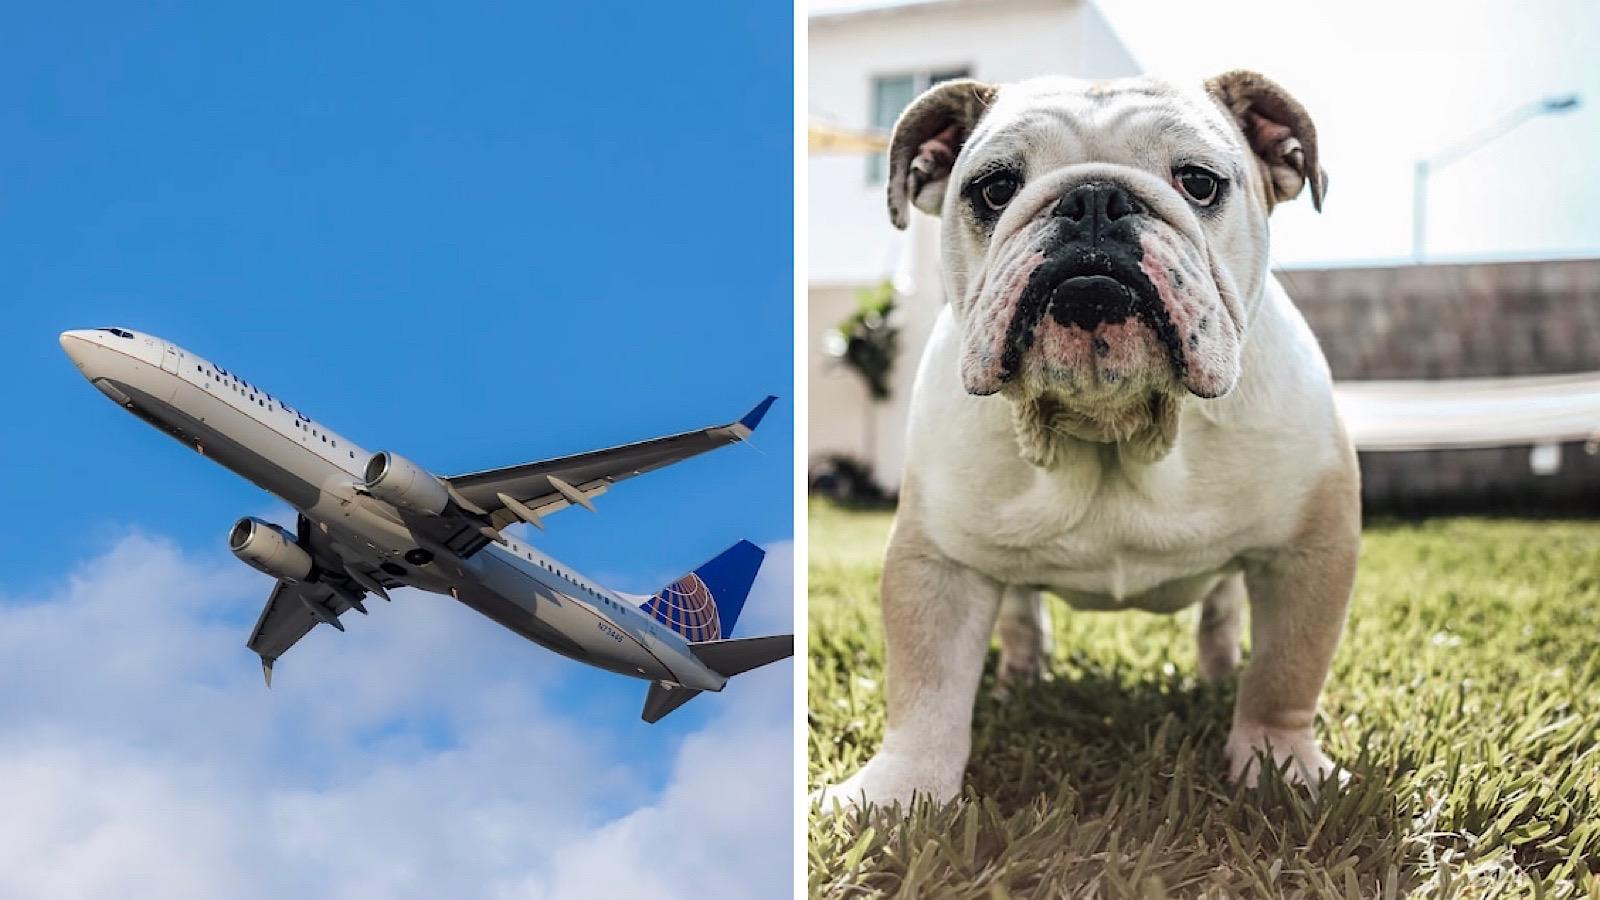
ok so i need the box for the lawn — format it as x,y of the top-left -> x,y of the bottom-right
808,500 -> 1600,898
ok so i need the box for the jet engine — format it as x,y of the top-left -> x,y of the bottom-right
362,451 -> 449,516
229,516 -> 313,582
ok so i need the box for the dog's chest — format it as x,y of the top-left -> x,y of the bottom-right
920,449 -> 1279,605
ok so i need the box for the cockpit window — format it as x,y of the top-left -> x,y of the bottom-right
96,328 -> 134,339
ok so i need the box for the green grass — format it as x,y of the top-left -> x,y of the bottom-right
808,500 -> 1600,898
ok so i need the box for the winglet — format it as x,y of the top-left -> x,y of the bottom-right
739,395 -> 778,431
261,657 -> 274,688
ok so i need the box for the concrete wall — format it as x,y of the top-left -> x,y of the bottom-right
1287,257 -> 1600,515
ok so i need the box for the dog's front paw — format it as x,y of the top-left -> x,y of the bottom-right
811,753 -> 962,816
1224,721 -> 1344,788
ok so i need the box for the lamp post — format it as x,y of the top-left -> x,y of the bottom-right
1412,93 -> 1580,263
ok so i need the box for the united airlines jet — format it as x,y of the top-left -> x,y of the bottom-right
60,327 -> 790,722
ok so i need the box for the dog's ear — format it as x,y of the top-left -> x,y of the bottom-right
1205,70 -> 1327,213
886,79 -> 999,230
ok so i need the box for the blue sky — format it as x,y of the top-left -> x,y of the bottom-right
0,3 -> 792,897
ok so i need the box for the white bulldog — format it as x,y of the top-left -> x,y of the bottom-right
817,71 -> 1359,811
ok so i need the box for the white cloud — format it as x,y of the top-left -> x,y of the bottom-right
534,699 -> 791,900
0,532 -> 793,900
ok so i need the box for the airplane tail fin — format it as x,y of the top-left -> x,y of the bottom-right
637,541 -> 787,724
639,539 -> 764,642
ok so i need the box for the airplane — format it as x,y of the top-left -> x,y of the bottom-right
59,327 -> 791,723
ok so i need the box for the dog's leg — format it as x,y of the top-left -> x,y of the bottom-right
1196,573 -> 1244,684
1226,466 -> 1359,786
993,586 -> 1050,699
814,518 -> 1003,812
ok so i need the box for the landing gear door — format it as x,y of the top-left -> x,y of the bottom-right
160,343 -> 183,374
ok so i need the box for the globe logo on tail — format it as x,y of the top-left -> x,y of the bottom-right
641,573 -> 722,642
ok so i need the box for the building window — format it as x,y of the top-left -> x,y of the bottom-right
867,67 -> 971,183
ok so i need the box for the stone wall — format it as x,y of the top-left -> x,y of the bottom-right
1284,258 -> 1600,516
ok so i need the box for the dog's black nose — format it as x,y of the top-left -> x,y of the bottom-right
1054,182 -> 1144,240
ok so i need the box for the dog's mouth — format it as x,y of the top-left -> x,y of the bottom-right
992,246 -> 1187,392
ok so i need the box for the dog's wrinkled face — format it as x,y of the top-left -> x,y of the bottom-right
887,72 -> 1325,460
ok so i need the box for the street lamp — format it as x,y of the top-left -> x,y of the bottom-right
1412,93 -> 1581,262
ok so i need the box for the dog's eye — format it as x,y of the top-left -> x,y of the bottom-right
1175,167 -> 1223,206
977,175 -> 1020,212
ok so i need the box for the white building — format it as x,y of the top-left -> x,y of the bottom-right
808,0 -> 1141,492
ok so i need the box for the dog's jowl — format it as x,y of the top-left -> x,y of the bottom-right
816,70 -> 1359,812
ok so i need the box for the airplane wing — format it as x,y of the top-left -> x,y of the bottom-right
433,396 -> 776,556
246,515 -> 389,685
246,579 -> 366,686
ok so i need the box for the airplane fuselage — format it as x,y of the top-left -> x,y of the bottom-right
60,328 -> 727,692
